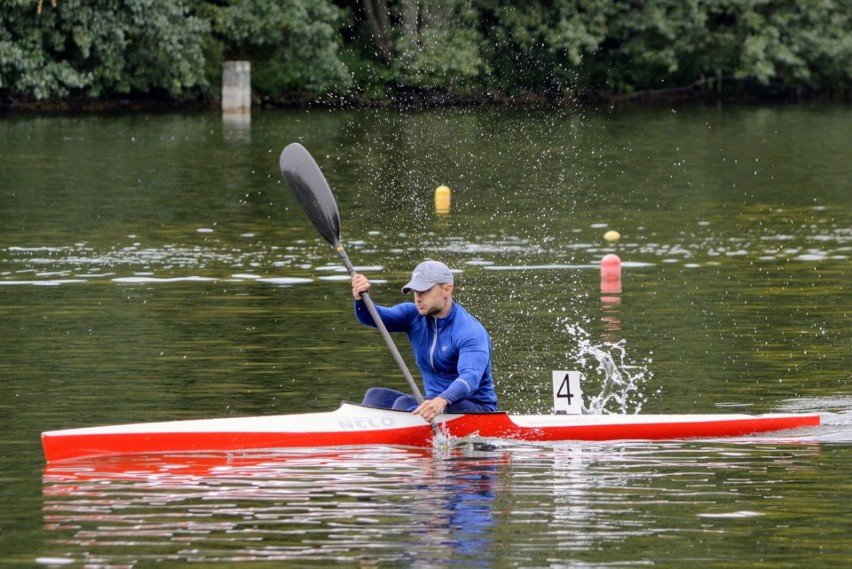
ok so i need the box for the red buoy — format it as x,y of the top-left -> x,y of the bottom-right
600,254 -> 622,294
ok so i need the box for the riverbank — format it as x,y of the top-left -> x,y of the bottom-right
2,81 -> 847,114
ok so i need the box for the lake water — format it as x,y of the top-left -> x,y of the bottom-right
1,104 -> 849,567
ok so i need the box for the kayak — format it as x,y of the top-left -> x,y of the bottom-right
41,402 -> 820,462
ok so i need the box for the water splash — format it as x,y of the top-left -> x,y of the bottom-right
432,421 -> 453,453
564,322 -> 654,415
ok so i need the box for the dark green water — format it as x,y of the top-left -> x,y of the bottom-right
1,105 -> 849,567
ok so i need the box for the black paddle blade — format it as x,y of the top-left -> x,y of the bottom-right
279,143 -> 341,247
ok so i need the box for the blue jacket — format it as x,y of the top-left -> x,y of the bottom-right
354,300 -> 498,410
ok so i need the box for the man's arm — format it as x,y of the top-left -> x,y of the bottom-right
352,273 -> 417,332
354,299 -> 416,332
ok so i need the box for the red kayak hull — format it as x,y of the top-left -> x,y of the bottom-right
41,403 -> 820,463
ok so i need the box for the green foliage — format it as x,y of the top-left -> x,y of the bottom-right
478,1 -> 613,95
597,0 -> 711,91
724,0 -> 851,91
0,0 -> 210,101
211,0 -> 351,96
389,0 -> 489,94
0,0 -> 848,104
472,0 -> 850,98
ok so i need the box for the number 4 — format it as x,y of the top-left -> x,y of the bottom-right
551,370 -> 583,414
557,374 -> 574,404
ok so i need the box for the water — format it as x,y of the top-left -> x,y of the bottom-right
1,105 -> 850,566
36,440 -> 849,566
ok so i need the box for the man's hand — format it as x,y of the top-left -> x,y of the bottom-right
413,397 -> 448,422
351,273 -> 371,300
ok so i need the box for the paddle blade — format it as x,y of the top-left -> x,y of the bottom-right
279,143 -> 341,247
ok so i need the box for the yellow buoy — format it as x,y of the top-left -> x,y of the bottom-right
603,230 -> 621,243
435,185 -> 451,214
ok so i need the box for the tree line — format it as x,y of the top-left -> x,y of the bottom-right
1,0 -> 849,107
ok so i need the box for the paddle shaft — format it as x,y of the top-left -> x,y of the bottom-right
336,247 -> 425,404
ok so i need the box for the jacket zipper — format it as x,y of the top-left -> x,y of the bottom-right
429,317 -> 438,370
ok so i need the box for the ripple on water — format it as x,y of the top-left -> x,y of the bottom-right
2,214 -> 849,285
41,446 -> 500,564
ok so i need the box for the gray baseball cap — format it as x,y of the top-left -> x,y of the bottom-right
401,260 -> 454,294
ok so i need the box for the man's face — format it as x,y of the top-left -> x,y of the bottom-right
413,283 -> 452,317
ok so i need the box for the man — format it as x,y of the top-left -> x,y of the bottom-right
351,260 -> 498,422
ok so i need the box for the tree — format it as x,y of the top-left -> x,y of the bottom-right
209,0 -> 352,97
0,0 -> 848,105
0,0 -> 210,101
472,0 -> 850,99
726,0 -> 851,95
352,0 -> 489,94
477,0 -> 613,96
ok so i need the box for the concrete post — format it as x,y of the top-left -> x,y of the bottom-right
222,61 -> 251,113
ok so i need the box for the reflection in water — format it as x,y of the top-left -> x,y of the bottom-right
600,293 -> 622,340
42,438 -> 836,566
222,111 -> 251,144
527,440 -> 827,562
600,253 -> 623,341
42,446 -> 500,565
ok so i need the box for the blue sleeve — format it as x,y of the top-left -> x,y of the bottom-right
438,333 -> 490,405
354,300 -> 416,333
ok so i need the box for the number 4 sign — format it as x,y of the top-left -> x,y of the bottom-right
552,371 -> 584,414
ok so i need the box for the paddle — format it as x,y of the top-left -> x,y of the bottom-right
278,142 -> 440,434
